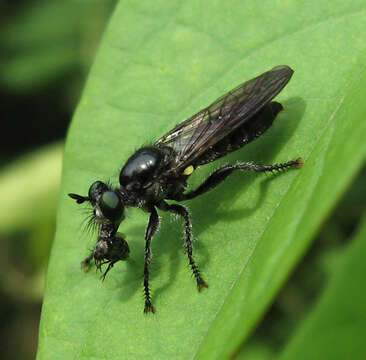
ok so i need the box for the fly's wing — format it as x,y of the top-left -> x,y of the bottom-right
156,65 -> 293,173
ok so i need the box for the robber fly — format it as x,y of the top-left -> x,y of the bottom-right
69,65 -> 302,313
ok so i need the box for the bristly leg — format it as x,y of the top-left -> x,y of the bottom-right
143,207 -> 160,314
172,158 -> 303,201
100,261 -> 117,281
158,201 -> 208,291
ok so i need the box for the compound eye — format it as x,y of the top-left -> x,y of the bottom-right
99,191 -> 124,222
88,181 -> 108,204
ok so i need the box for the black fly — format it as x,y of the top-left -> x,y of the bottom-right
69,65 -> 303,313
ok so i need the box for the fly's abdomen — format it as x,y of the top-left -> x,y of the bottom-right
192,101 -> 283,167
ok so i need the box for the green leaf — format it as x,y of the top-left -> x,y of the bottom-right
37,1 -> 366,359
278,215 -> 366,360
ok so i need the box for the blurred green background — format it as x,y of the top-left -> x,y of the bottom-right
0,1 -> 117,358
1,1 -> 365,359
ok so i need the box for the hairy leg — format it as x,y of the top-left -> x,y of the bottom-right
173,158 -> 302,201
158,201 -> 208,290
143,206 -> 160,313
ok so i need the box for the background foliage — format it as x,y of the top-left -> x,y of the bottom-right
0,0 -> 116,358
1,1 -> 365,359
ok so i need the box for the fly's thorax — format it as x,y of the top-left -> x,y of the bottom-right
119,146 -> 173,193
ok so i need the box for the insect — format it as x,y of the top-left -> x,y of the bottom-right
69,65 -> 302,313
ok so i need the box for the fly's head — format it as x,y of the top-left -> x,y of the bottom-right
69,180 -> 125,226
70,181 -> 128,279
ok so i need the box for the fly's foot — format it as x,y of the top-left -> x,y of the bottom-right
197,277 -> 209,291
295,157 -> 304,168
144,301 -> 156,314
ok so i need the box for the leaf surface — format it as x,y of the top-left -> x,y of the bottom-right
37,1 -> 366,359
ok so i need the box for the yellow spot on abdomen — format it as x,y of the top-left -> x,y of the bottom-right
183,165 -> 194,176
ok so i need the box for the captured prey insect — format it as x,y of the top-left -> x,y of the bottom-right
69,65 -> 303,313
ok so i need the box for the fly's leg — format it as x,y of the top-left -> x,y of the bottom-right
101,261 -> 117,281
158,201 -> 208,291
174,158 -> 302,201
143,206 -> 160,314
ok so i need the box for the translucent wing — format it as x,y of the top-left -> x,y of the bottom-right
156,65 -> 293,173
